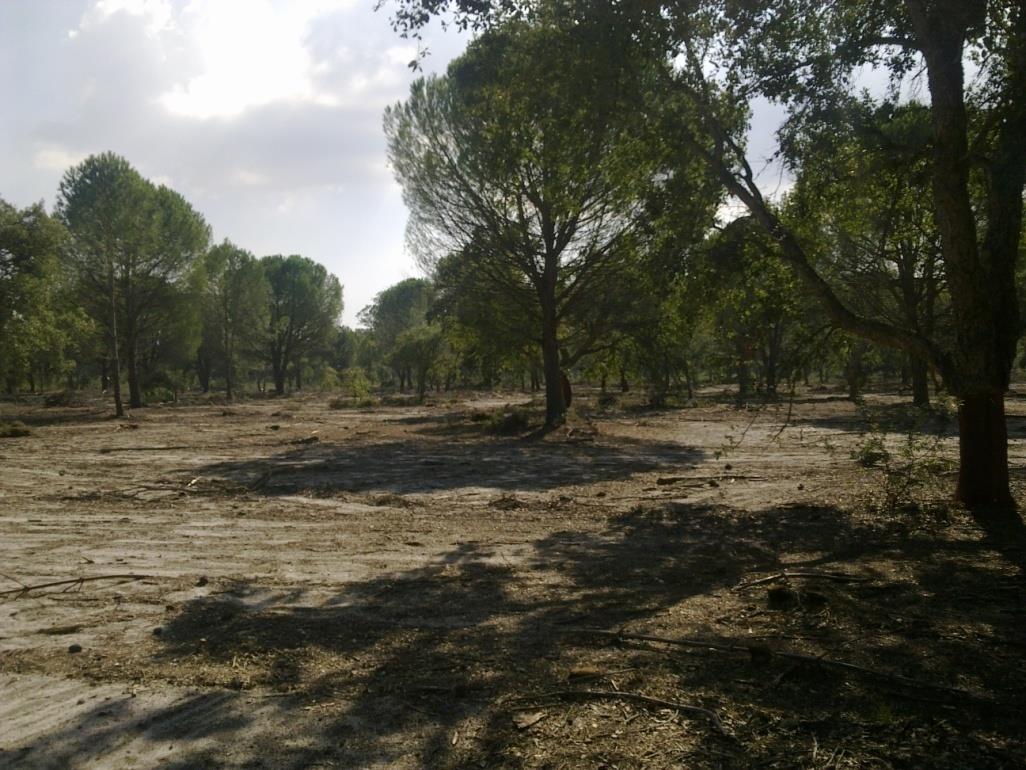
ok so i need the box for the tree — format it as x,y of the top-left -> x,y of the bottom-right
203,241 -> 268,401
0,199 -> 86,393
385,16 -> 677,426
703,217 -> 808,406
389,0 -> 1026,511
359,277 -> 434,391
785,101 -> 947,407
260,254 -> 343,395
57,153 -> 210,412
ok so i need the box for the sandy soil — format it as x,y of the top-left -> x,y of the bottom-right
1,389 -> 1024,769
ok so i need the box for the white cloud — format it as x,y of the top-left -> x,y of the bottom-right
6,0 -> 470,324
33,146 -> 87,171
89,0 -> 174,36
234,169 -> 269,186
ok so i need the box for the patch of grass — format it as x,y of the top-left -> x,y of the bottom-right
0,420 -> 31,438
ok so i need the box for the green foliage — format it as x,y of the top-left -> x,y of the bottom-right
57,152 -> 211,409
852,415 -> 951,513
384,14 -> 723,423
340,367 -> 373,399
260,254 -> 343,394
201,240 -> 269,399
851,434 -> 889,468
0,198 -> 81,393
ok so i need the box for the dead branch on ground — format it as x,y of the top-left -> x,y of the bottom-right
570,628 -> 984,700
734,571 -> 870,590
514,689 -> 728,735
0,574 -> 151,599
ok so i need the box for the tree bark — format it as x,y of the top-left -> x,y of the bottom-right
911,359 -> 930,408
908,0 -> 1022,511
126,339 -> 142,409
272,360 -> 286,395
540,293 -> 566,427
107,263 -> 124,417
956,394 -> 1013,510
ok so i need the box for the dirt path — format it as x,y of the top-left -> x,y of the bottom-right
1,391 -> 1024,768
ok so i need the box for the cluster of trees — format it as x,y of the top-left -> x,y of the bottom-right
378,0 -> 1025,511
1,153 -> 343,413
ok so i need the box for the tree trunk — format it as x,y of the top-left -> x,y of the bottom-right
224,329 -> 234,402
911,359 -> 930,407
540,294 -> 565,427
908,1 -> 1022,511
107,265 -> 124,417
126,338 -> 142,408
956,393 -> 1014,510
225,358 -> 234,403
272,360 -> 286,395
736,360 -> 750,408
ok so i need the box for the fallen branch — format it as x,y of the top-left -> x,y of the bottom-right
0,574 -> 150,599
516,689 -> 728,735
572,628 -> 981,700
99,446 -> 191,454
734,571 -> 870,590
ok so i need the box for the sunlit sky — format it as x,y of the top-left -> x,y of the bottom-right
0,0 -> 471,324
1,1 -> 789,325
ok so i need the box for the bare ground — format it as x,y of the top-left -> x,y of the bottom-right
1,389 -> 1024,769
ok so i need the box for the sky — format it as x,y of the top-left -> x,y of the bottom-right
0,1 -> 796,326
0,0 -> 469,325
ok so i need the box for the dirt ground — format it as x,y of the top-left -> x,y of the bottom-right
1,388 -> 1025,769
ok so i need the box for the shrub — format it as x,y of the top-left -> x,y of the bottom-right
852,422 -> 949,513
0,420 -> 31,438
489,408 -> 531,435
339,367 -> 372,399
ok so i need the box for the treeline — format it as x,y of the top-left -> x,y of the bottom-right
1,153 -> 342,412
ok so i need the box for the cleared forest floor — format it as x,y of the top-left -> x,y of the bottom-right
1,389 -> 1025,769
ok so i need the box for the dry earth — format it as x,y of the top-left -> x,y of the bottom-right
1,389 -> 1025,769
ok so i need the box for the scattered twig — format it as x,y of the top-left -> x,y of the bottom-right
734,571 -> 870,590
99,445 -> 191,454
515,689 -> 728,735
657,474 -> 767,486
0,574 -> 150,599
0,572 -> 27,589
570,628 -> 984,700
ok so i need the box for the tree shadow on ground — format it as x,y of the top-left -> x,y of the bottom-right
193,434 -> 704,495
0,405 -> 112,428
782,400 -> 959,438
14,500 -> 1026,768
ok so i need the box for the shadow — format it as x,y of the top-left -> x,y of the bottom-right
782,400 -> 960,437
193,434 -> 704,495
15,494 -> 1026,768
0,406 -> 112,428
965,503 -> 1026,576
